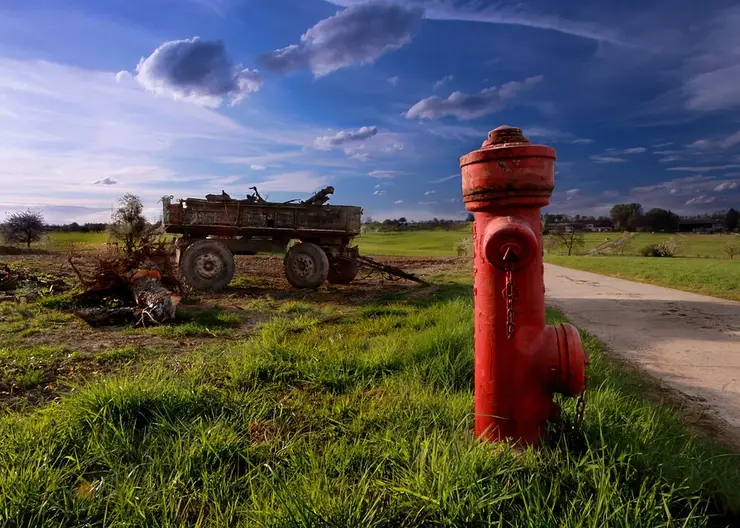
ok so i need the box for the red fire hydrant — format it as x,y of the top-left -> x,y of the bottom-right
460,125 -> 588,446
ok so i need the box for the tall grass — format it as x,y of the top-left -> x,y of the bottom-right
1,294 -> 739,526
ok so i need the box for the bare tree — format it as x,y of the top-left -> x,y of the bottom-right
1,210 -> 45,248
109,194 -> 148,256
724,240 -> 740,260
548,230 -> 585,256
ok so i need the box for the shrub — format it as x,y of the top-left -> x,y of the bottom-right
639,238 -> 679,258
454,236 -> 473,257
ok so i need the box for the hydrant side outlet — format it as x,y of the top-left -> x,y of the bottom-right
460,125 -> 588,446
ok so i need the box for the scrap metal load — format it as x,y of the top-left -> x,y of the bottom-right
162,186 -> 428,291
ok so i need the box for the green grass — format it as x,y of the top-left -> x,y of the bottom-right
562,233 -> 738,258
546,256 -> 740,301
1,279 -> 740,525
357,226 -> 471,257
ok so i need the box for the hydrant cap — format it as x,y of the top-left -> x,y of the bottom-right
459,125 -> 556,209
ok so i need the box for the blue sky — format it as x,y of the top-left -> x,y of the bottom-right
1,0 -> 740,224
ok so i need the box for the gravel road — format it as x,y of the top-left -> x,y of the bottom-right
545,263 -> 740,440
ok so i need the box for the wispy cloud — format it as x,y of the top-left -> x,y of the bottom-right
258,2 -> 423,77
430,173 -> 459,184
314,126 -> 378,150
424,190 -> 436,195
590,155 -> 626,163
369,170 -> 402,179
667,165 -> 740,172
715,181 -> 739,191
387,76 -> 400,86
324,0 -> 627,46
394,199 -> 403,204
405,75 -> 543,120
433,74 -> 453,90
623,147 -> 647,154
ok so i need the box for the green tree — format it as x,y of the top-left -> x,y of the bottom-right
1,210 -> 45,248
726,208 -> 739,231
645,208 -> 680,232
610,203 -> 643,231
109,193 -> 147,256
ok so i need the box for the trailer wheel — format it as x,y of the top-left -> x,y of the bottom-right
284,242 -> 329,289
180,239 -> 235,292
327,258 -> 360,284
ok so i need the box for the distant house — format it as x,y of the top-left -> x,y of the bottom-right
678,218 -> 724,233
584,220 -> 614,233
548,219 -> 613,233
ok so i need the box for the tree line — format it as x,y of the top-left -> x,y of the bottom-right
545,205 -> 739,233
363,215 -> 474,232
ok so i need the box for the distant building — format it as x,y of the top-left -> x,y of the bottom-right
584,220 -> 614,233
548,219 -> 613,233
678,218 -> 725,233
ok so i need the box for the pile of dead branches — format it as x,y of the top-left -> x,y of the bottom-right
0,263 -> 68,302
69,230 -> 185,327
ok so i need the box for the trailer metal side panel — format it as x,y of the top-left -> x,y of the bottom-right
163,197 -> 362,238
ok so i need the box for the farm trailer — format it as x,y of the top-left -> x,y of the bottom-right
162,187 -> 427,291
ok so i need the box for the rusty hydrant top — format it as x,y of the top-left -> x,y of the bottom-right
460,125 -> 556,212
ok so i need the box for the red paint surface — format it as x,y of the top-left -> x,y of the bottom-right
460,126 -> 588,446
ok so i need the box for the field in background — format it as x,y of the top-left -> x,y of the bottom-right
1,254 -> 740,524
551,232 -> 738,258
357,226 -> 470,256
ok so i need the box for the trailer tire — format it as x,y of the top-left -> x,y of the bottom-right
284,242 -> 329,289
180,239 -> 235,292
327,258 -> 360,284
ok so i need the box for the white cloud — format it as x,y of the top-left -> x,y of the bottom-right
373,189 -> 386,196
590,155 -> 626,163
369,170 -> 402,179
433,74 -> 454,90
388,76 -> 400,86
394,199 -> 403,204
258,2 -> 423,77
314,126 -> 378,150
572,138 -> 594,144
424,190 -> 436,195
133,37 -> 262,107
345,147 -> 371,161
250,164 -> 266,170
324,0 -> 626,45
685,195 -> 715,205
430,173 -> 459,183
93,177 -> 118,185
715,181 -> 739,191
418,201 -> 437,205
623,147 -> 647,154
667,165 -> 740,172
405,76 -> 543,120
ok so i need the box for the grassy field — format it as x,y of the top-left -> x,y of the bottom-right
546,256 -> 740,301
357,227 -> 471,257
1,256 -> 740,525
554,232 -> 739,259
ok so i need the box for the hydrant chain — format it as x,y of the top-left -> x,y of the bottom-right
504,266 -> 517,339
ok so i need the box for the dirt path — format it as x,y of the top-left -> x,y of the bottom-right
544,263 -> 740,442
